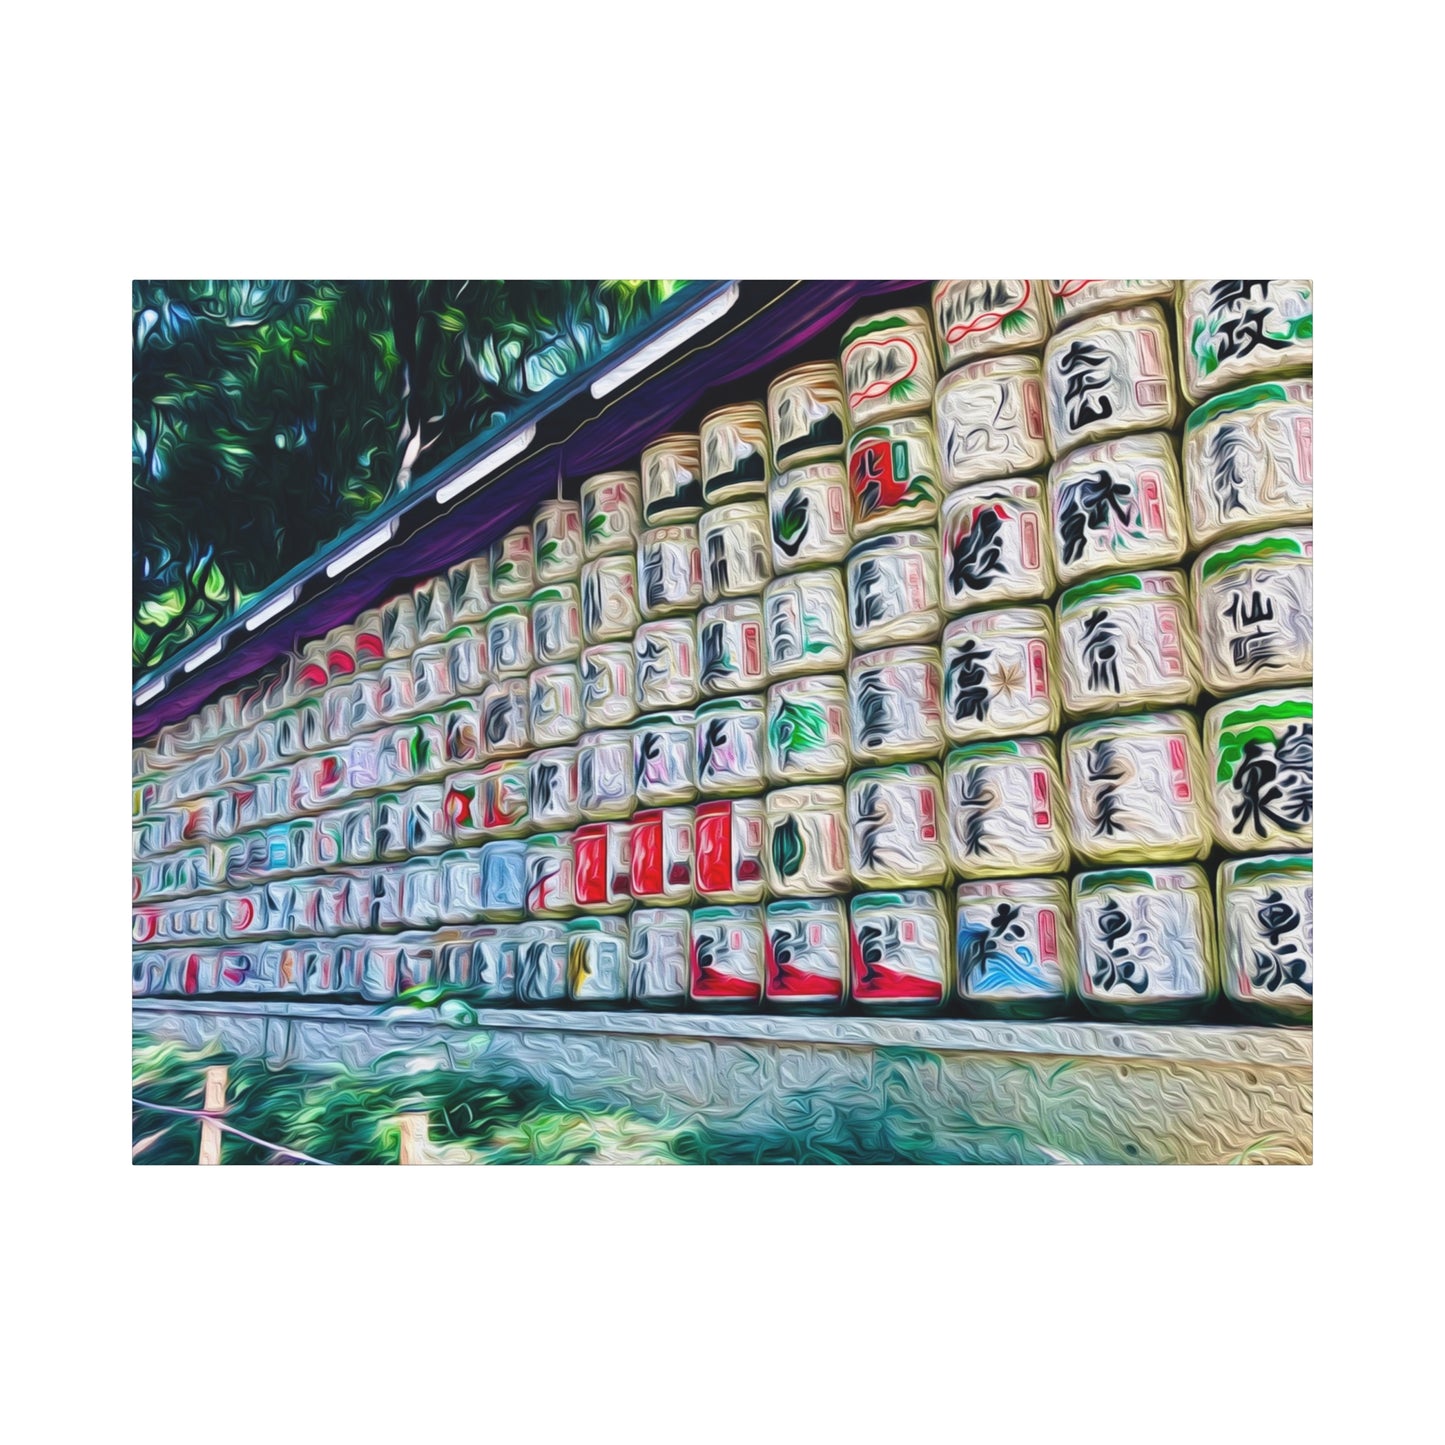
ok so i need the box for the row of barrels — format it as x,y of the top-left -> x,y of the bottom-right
133,852 -> 1312,1025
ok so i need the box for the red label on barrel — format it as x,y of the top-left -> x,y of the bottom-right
1028,639 -> 1048,698
742,624 -> 761,677
630,812 -> 663,896
1021,511 -> 1039,570
1140,472 -> 1164,533
1039,908 -> 1058,964
574,825 -> 607,905
1031,769 -> 1051,827
695,802 -> 733,895
1024,379 -> 1044,438
1155,604 -> 1183,675
1168,737 -> 1192,800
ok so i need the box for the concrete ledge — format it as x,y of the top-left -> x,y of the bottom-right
133,999 -> 1311,1069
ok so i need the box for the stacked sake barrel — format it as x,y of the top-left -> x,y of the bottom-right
132,279 -> 1313,1025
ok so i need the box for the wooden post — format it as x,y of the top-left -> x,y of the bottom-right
398,1113 -> 430,1166
198,1066 -> 228,1166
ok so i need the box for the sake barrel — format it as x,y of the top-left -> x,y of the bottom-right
1193,528 -> 1313,694
943,739 -> 1071,879
440,924 -> 517,1002
516,921 -> 568,1004
529,663 -> 584,746
441,771 -> 485,846
630,807 -> 695,906
698,597 -> 768,697
1205,687 -> 1313,854
1217,853 -> 1313,1024
445,555 -> 491,625
638,523 -> 703,618
446,626 -> 490,696
699,501 -> 773,602
360,936 -> 407,1001
841,306 -> 937,428
1062,712 -> 1213,865
318,799 -> 375,867
1048,431 -> 1188,586
577,728 -> 637,821
846,531 -> 942,649
399,857 -> 443,930
932,279 -> 1051,371
764,568 -> 849,679
1178,279 -> 1313,403
477,758 -> 531,838
933,354 -> 1050,489
412,574 -> 453,645
528,745 -> 580,830
293,640 -> 330,700
1047,280 -> 1175,328
628,907 -> 691,1007
580,642 -> 640,728
847,762 -> 950,889
771,462 -> 853,573
849,889 -> 953,1013
533,497 -> 583,584
1182,381 -> 1314,551
848,646 -> 945,764
641,433 -> 704,524
764,784 -> 850,897
940,479 -> 1053,614
956,876 -> 1075,1019
846,416 -> 942,538
524,832 -> 576,919
769,362 -> 847,470
402,782 -> 451,855
701,401 -> 772,505
1056,570 -> 1202,716
695,695 -> 768,798
440,698 -> 485,769
380,593 -> 419,659
572,820 -> 632,915
1042,303 -> 1177,454
635,617 -> 700,709
942,607 -> 1060,745
580,470 -> 643,559
438,849 -> 484,925
765,897 -> 848,1009
766,674 -> 853,783
689,904 -> 766,1007
633,711 -> 697,806
530,584 -> 582,665
480,677 -> 530,757
374,662 -> 416,723
489,523 -> 535,602
694,797 -> 768,904
484,601 -> 533,679
1073,865 -> 1219,1021
580,553 -> 642,644
567,915 -> 630,1005
352,610 -> 387,672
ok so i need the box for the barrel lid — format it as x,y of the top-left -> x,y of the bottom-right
841,308 -> 929,348
1199,530 -> 1310,582
1059,573 -> 1148,611
1226,853 -> 1313,883
1076,864 -> 1207,894
1184,381 -> 1298,433
695,694 -> 764,715
846,530 -> 935,559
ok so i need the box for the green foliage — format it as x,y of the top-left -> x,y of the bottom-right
133,280 -> 691,677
